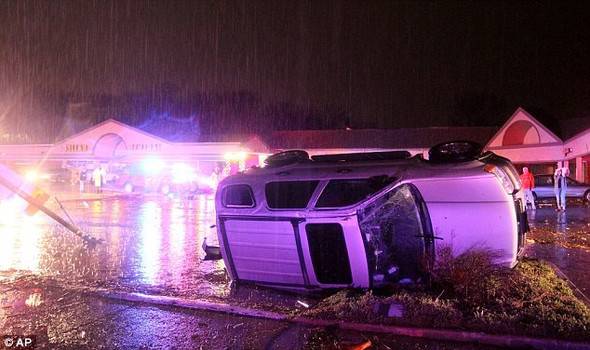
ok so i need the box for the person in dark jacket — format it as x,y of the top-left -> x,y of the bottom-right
554,161 -> 570,211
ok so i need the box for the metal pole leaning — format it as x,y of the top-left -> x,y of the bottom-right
0,174 -> 102,247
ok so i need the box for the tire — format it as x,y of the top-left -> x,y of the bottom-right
584,190 -> 590,203
264,150 -> 310,167
428,141 -> 482,163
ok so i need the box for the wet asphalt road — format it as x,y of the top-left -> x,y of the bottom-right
0,192 -> 226,299
525,206 -> 590,298
0,187 -> 588,348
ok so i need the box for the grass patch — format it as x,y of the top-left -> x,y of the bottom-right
296,250 -> 590,341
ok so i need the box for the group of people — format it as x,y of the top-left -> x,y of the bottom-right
519,161 -> 570,211
78,166 -> 107,193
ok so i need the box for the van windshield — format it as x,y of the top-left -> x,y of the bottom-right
357,184 -> 431,285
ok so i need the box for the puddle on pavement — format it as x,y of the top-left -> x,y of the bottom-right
0,195 -> 231,300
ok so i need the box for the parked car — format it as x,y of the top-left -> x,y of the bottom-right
214,142 -> 528,290
533,175 -> 590,203
113,172 -> 172,194
110,161 -> 214,196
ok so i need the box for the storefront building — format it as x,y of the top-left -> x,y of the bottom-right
264,108 -> 590,183
0,107 -> 589,184
485,108 -> 590,183
0,119 -> 269,186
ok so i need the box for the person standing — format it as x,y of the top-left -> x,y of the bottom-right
222,162 -> 231,178
520,167 -> 536,210
92,167 -> 103,193
554,161 -> 570,211
79,167 -> 86,192
99,166 -> 107,186
210,165 -> 221,189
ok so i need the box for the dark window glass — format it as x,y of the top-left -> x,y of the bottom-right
566,177 -> 578,186
306,223 -> 352,284
265,181 -> 319,209
316,176 -> 394,208
535,176 -> 553,186
222,185 -> 255,207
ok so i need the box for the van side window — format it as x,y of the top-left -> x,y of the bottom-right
265,181 -> 319,209
315,176 -> 394,208
222,185 -> 255,207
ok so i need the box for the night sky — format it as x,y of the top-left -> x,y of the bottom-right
1,1 -> 589,137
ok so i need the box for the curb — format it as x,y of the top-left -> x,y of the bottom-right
87,288 -> 590,350
91,289 -> 286,320
546,261 -> 590,307
57,193 -> 140,202
293,318 -> 590,350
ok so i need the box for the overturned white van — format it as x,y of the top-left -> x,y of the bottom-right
214,142 -> 528,290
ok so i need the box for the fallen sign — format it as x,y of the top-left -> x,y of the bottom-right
0,163 -> 102,248
202,237 -> 222,260
202,225 -> 222,260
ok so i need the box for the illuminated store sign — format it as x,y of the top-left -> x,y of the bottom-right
65,144 -> 89,152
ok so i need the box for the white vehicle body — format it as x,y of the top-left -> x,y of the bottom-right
215,150 -> 527,290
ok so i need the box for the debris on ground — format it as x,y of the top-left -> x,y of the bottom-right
297,300 -> 310,308
528,227 -> 590,250
343,339 -> 372,350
